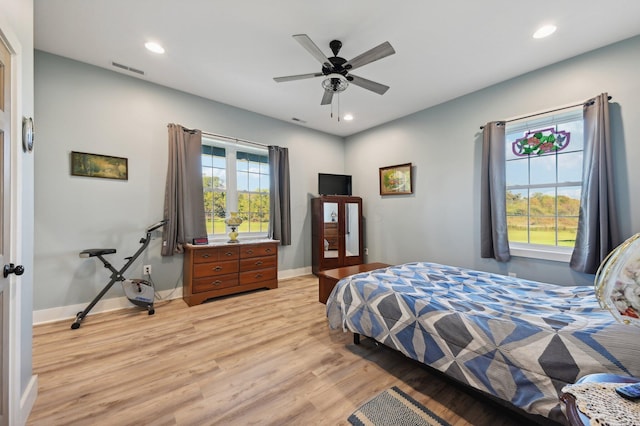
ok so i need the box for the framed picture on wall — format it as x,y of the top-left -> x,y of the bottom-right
379,163 -> 413,195
71,151 -> 128,180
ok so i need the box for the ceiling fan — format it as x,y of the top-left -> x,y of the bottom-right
273,34 -> 396,105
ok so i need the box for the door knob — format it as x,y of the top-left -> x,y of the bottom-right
3,263 -> 25,278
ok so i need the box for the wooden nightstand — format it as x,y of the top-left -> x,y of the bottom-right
561,373 -> 640,426
318,262 -> 390,304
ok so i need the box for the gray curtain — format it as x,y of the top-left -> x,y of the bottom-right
480,121 -> 510,261
161,124 -> 207,256
268,145 -> 291,245
570,93 -> 620,273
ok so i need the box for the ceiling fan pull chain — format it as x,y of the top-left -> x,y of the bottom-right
337,93 -> 341,122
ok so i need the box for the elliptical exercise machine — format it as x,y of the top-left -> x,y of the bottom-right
71,219 -> 168,330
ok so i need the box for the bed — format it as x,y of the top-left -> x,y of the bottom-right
326,262 -> 640,424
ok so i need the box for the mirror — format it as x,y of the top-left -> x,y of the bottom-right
323,202 -> 339,258
345,202 -> 360,258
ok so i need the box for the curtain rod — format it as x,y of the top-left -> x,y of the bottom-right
479,95 -> 612,130
168,124 -> 268,148
201,131 -> 267,148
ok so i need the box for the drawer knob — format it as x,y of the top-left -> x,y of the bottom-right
246,249 -> 254,254
212,280 -> 222,286
265,248 -> 272,253
201,254 -> 211,259
255,273 -> 262,278
214,266 -> 222,271
255,260 -> 263,266
225,251 -> 233,256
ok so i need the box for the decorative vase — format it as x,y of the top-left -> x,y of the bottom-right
225,212 -> 243,243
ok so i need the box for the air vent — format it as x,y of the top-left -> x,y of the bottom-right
111,61 -> 145,75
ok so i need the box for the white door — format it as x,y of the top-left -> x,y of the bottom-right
0,34 -> 13,426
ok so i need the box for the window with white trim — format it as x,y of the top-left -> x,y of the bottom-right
201,137 -> 270,240
505,108 -> 583,261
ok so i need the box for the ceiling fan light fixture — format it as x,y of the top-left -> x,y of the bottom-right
321,73 -> 349,93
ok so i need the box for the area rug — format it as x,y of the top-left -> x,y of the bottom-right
348,386 -> 451,426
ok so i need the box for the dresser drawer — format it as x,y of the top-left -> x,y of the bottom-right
193,259 -> 239,278
240,243 -> 277,259
192,246 -> 239,263
192,274 -> 239,293
239,255 -> 277,272
239,267 -> 277,285
218,246 -> 240,260
324,225 -> 338,237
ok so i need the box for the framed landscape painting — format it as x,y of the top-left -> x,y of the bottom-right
379,163 -> 413,195
71,151 -> 128,180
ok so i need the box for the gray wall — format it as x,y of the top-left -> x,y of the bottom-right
34,34 -> 640,315
34,51 -> 344,312
346,35 -> 640,286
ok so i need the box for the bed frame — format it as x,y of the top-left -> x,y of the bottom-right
327,262 -> 640,425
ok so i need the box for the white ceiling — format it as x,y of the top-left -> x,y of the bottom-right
34,0 -> 640,137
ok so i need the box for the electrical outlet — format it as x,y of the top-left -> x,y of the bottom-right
364,248 -> 369,255
508,272 -> 516,277
143,265 -> 152,275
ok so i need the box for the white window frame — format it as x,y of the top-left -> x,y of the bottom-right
202,136 -> 270,241
505,107 -> 583,263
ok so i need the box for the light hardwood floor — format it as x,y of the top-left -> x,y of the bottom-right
29,275 -> 544,425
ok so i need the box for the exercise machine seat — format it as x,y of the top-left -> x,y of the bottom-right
79,248 -> 117,258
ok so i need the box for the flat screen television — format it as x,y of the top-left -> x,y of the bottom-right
318,173 -> 352,196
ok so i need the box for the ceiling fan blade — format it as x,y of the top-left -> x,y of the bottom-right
321,90 -> 334,105
273,72 -> 323,82
293,34 -> 332,69
343,41 -> 395,71
349,74 -> 390,95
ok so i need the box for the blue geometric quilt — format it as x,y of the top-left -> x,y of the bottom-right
326,262 -> 640,424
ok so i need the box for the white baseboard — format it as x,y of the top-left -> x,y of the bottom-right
279,266 -> 312,279
32,287 -> 183,325
19,375 -> 38,426
33,268 -> 313,325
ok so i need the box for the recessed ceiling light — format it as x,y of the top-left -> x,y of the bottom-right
533,25 -> 557,39
145,41 -> 165,54
343,114 -> 354,121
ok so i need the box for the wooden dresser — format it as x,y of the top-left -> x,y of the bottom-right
183,239 -> 279,306
323,222 -> 338,250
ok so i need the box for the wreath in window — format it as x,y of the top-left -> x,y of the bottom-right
512,127 -> 570,156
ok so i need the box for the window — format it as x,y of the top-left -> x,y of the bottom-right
201,137 -> 270,239
505,108 -> 583,261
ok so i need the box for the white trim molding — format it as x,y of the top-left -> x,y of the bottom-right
510,243 -> 573,263
19,376 -> 37,426
33,287 -> 183,325
33,267 -> 313,324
